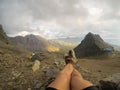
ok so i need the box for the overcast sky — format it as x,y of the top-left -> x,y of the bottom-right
0,0 -> 120,45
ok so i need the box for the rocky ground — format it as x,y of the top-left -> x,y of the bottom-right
0,48 -> 63,90
0,47 -> 120,90
77,57 -> 120,84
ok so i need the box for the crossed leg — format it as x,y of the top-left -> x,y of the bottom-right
71,69 -> 93,90
48,64 -> 73,90
47,49 -> 94,90
47,64 -> 93,90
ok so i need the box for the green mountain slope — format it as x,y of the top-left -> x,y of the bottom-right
0,24 -> 9,43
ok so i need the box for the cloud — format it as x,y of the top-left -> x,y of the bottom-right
17,31 -> 30,36
0,0 -> 120,45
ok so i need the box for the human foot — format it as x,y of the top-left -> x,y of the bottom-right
64,50 -> 77,64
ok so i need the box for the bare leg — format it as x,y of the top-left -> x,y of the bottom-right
48,64 -> 73,90
71,69 -> 93,90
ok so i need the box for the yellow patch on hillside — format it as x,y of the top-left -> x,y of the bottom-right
47,45 -> 60,52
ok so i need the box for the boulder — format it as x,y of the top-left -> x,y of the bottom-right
32,60 -> 40,72
97,73 -> 120,90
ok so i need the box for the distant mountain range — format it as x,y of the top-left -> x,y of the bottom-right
57,37 -> 83,44
0,24 -> 120,53
58,36 -> 120,52
9,34 -> 48,51
58,37 -> 120,47
9,34 -> 76,52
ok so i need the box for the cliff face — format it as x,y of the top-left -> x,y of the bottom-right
0,24 -> 9,43
74,32 -> 114,58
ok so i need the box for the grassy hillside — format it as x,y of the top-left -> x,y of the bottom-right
0,25 -> 9,43
48,39 -> 76,53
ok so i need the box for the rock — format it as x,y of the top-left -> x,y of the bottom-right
32,60 -> 40,72
45,68 -> 60,78
96,73 -> 120,90
54,61 -> 59,68
38,77 -> 55,90
103,73 -> 120,83
26,62 -> 33,67
28,88 -> 31,90
97,80 -> 120,90
11,70 -> 21,78
0,50 -> 3,54
8,82 -> 13,86
35,83 -> 42,89
98,70 -> 102,72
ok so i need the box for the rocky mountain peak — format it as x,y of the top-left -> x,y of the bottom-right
83,32 -> 104,44
74,32 -> 114,58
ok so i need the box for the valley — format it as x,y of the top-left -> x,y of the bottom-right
0,24 -> 120,90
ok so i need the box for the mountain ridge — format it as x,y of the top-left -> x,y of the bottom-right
74,32 -> 114,58
9,34 -> 48,52
9,34 -> 76,52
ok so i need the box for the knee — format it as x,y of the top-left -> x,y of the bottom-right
71,75 -> 84,83
58,71 -> 71,79
59,71 -> 69,76
72,73 -> 83,79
